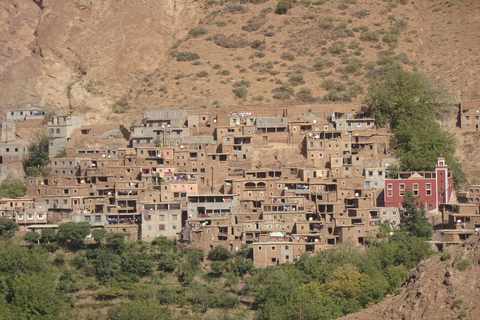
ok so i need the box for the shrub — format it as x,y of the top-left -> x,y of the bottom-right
189,27 -> 207,38
297,87 -> 318,103
383,33 -> 399,48
94,287 -> 126,300
254,51 -> 266,58
112,97 -> 130,114
360,31 -> 380,42
216,20 -> 227,27
281,52 -> 295,61
313,59 -> 326,70
221,70 -> 231,76
215,34 -> 250,48
225,4 -> 248,14
319,16 -> 335,29
233,87 -> 248,99
322,79 -> 346,91
177,52 -> 199,61
53,254 -> 66,267
242,16 -> 266,32
196,71 -> 209,77
457,259 -> 471,271
365,61 -> 376,70
288,73 -> 305,86
208,246 -> 231,261
272,84 -> 295,100
345,62 -> 361,74
441,252 -> 452,261
276,0 -> 294,14
329,43 -> 346,55
251,40 -> 263,49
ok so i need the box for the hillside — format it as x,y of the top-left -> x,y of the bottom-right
1,0 -> 480,119
339,235 -> 480,320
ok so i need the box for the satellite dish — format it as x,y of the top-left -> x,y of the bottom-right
308,217 -> 313,221
313,120 -> 316,123
355,193 -> 359,197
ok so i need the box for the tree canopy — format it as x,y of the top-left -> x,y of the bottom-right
0,217 -> 19,239
25,130 -> 52,177
0,179 -> 26,198
366,70 -> 465,184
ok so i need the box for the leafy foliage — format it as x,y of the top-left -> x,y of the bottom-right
402,188 -> 434,239
0,218 -> 19,239
366,70 -> 465,184
57,222 -> 90,249
0,179 -> 26,198
25,130 -> 52,177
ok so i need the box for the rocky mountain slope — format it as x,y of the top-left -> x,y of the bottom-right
339,235 -> 480,320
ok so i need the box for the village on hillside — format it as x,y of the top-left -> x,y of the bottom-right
1,102 -> 480,267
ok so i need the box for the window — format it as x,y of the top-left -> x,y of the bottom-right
38,214 -> 44,219
413,183 -> 419,195
383,211 -> 387,216
17,214 -> 23,219
387,184 -> 393,190
159,224 -> 165,230
172,214 -> 177,220
258,246 -> 262,251
95,215 -> 101,222
159,215 -> 165,221
466,116 -> 470,120
28,214 -> 33,220
147,226 -> 152,231
393,211 -> 397,216
172,225 -> 177,229
271,258 -> 277,263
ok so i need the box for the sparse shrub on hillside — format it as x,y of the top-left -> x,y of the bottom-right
196,71 -> 209,77
281,52 -> 295,61
112,97 -> 130,114
440,252 -> 452,261
297,87 -> 318,103
189,27 -> 208,38
233,87 -> 248,99
221,70 -> 231,76
288,73 -> 305,86
216,20 -> 227,27
233,80 -> 251,88
360,31 -> 380,42
251,39 -> 263,49
457,259 -> 471,271
276,0 -> 294,14
240,0 -> 268,3
177,52 -> 199,61
352,10 -> 369,19
345,62 -> 361,74
323,90 -> 351,102
313,58 -> 327,70
329,43 -> 346,55
272,84 -> 295,100
242,16 -> 266,32
338,3 -> 349,10
254,51 -> 266,58
225,4 -> 248,14
322,79 -> 347,91
215,34 -> 250,48
303,13 -> 316,20
383,33 -> 399,48
365,61 -> 376,70
320,16 -> 335,29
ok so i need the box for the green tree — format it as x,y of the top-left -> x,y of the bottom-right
208,245 -> 230,261
25,130 -> 52,177
92,228 -> 107,244
57,222 -> 90,249
106,233 -> 127,254
108,300 -> 171,320
0,217 -> 19,239
402,188 -> 434,239
40,228 -> 56,243
24,231 -> 40,244
11,273 -> 64,318
0,179 -> 26,198
366,70 -> 465,184
94,247 -> 121,283
151,236 -> 176,253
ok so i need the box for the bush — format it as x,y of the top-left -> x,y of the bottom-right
360,31 -> 380,42
383,33 -> 399,48
112,97 -> 130,114
440,252 -> 451,261
322,79 -> 346,91
329,43 -> 346,55
319,16 -> 335,30
189,27 -> 207,38
276,0 -> 294,14
272,84 -> 295,100
288,73 -> 305,86
94,287 -> 126,300
254,51 -> 266,58
225,4 -> 248,14
221,70 -> 231,75
24,231 -> 40,244
242,16 -> 266,32
457,259 -> 471,271
176,52 -> 199,61
53,254 -> 66,267
281,52 -> 295,61
196,71 -> 209,77
215,34 -> 250,48
251,40 -> 263,49
208,246 -> 231,261
233,87 -> 248,99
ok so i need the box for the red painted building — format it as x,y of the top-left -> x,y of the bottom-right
384,157 -> 453,212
